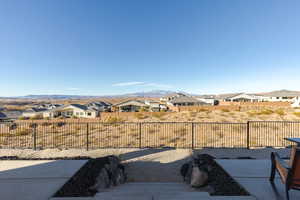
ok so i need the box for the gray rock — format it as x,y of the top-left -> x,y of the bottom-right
190,166 -> 208,187
113,168 -> 126,186
89,168 -> 111,192
108,156 -> 120,171
91,156 -> 126,192
184,161 -> 193,184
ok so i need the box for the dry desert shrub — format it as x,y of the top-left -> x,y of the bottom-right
134,113 -> 148,119
221,108 -> 230,112
30,115 -> 43,120
247,109 -> 274,116
15,128 -> 32,136
197,108 -> 209,112
152,112 -> 167,120
275,109 -> 285,116
293,112 -> 300,118
18,116 -> 28,120
189,111 -> 197,118
105,116 -> 125,123
260,109 -> 274,115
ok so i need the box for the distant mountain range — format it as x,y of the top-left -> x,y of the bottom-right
4,90 -> 179,99
1,89 -> 300,100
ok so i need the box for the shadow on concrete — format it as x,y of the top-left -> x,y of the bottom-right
120,147 -> 176,161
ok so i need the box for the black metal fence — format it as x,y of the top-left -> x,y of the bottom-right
0,121 -> 299,150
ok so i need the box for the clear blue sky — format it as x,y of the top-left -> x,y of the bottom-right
1,0 -> 300,96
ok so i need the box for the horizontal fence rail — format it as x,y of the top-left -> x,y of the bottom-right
0,121 -> 300,150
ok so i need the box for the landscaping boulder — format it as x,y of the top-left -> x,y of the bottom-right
181,156 -> 210,187
90,156 -> 126,192
190,165 -> 208,187
90,168 -> 111,191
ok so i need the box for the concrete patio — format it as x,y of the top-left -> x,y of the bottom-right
217,159 -> 300,200
0,155 -> 299,199
0,160 -> 87,200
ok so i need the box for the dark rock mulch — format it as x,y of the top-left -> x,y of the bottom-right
182,154 -> 250,196
54,156 -> 113,197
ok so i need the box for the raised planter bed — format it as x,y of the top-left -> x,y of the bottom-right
52,156 -> 126,198
181,154 -> 250,196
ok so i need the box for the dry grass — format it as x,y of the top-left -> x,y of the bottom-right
221,108 -> 230,112
134,113 -> 148,120
294,112 -> 300,118
151,112 -> 167,120
275,109 -> 285,117
106,108 -> 299,123
15,129 -> 32,136
105,116 -> 125,123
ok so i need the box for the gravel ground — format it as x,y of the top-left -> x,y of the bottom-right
194,147 -> 291,159
0,147 -> 291,159
0,148 -> 140,159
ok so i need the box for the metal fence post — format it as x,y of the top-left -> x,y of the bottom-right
86,123 -> 89,151
33,124 -> 37,150
247,121 -> 250,149
192,123 -> 195,149
139,123 -> 142,149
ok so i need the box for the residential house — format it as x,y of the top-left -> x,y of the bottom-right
1,110 -> 23,121
259,90 -> 300,107
291,97 -> 300,108
43,104 -> 99,118
224,93 -> 267,102
160,93 -> 187,102
112,100 -> 148,112
36,103 -> 63,110
144,100 -> 168,112
0,112 -> 8,122
166,95 -> 208,106
261,90 -> 300,102
85,101 -> 111,112
196,95 -> 218,105
22,108 -> 48,118
212,93 -> 238,102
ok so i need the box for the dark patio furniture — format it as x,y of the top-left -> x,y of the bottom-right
270,146 -> 300,200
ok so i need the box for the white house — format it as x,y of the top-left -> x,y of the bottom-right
262,90 -> 300,102
43,104 -> 99,118
85,101 -> 111,112
112,100 -> 148,112
225,93 -> 267,102
291,97 -> 300,108
196,95 -> 218,105
22,108 -> 48,118
36,103 -> 63,110
167,96 -> 208,106
144,100 -> 168,112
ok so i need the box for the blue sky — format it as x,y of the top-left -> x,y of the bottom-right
1,0 -> 300,96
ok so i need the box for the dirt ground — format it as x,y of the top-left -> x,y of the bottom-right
112,108 -> 300,123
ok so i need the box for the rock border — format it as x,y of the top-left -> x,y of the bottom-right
181,154 -> 250,196
52,155 -> 126,197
